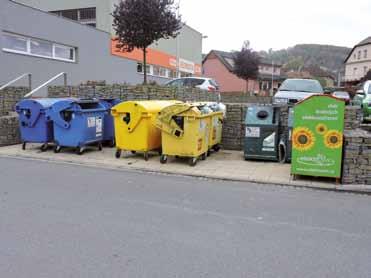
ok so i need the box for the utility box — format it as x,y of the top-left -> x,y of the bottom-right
244,105 -> 280,161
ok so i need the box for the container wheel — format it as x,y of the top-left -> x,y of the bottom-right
40,144 -> 48,152
76,147 -> 84,155
131,151 -> 137,154
144,152 -> 149,161
109,140 -> 115,148
189,157 -> 198,167
115,149 -> 122,159
98,142 -> 103,151
201,153 -> 207,161
54,145 -> 62,153
160,155 -> 168,164
207,150 -> 211,157
213,145 -> 221,152
22,142 -> 26,150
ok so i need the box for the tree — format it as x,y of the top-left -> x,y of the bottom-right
112,0 -> 181,84
232,42 -> 260,93
361,69 -> 371,82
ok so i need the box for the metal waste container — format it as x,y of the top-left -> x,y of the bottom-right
99,98 -> 123,147
47,99 -> 106,155
155,103 -> 210,166
15,98 -> 69,151
244,105 -> 280,161
111,100 -> 180,160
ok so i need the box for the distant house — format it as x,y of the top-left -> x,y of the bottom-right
344,37 -> 371,85
202,50 -> 285,94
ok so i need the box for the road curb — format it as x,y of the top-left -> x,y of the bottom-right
1,153 -> 370,195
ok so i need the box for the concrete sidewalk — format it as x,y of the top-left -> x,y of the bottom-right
0,144 -> 370,193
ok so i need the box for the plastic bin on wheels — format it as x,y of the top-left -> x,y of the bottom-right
99,98 -> 123,147
155,103 -> 210,166
193,102 -> 225,155
15,98 -> 69,151
47,99 -> 106,155
111,100 -> 181,161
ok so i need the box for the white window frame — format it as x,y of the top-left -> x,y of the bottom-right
2,32 -> 76,63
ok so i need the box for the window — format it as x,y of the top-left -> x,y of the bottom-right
54,44 -> 75,61
2,32 -> 76,62
364,66 -> 368,75
3,33 -> 28,52
30,39 -> 53,57
364,49 -> 368,59
184,78 -> 204,88
169,70 -> 177,79
51,8 -> 96,27
153,65 -> 160,76
137,63 -> 143,73
358,51 -> 361,60
159,67 -> 167,77
137,63 -> 152,75
354,67 -> 357,75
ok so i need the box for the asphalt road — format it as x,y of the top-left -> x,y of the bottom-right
0,157 -> 370,278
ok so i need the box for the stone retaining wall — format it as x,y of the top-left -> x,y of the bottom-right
220,92 -> 272,104
0,112 -> 20,147
48,85 -> 220,102
0,87 -> 27,116
48,85 -> 273,104
342,129 -> 371,185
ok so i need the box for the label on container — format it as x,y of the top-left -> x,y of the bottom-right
87,117 -> 96,128
246,127 -> 260,138
96,117 -> 102,133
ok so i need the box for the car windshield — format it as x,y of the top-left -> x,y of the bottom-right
279,79 -> 323,93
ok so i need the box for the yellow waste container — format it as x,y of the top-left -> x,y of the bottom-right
155,103 -> 210,166
111,100 -> 180,160
192,102 -> 224,155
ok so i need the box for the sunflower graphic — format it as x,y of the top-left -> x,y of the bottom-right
293,127 -> 315,151
316,123 -> 328,135
324,130 -> 343,149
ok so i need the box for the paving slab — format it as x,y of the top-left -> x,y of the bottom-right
0,144 -> 370,193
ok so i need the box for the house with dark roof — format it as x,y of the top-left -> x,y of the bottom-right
344,37 -> 371,85
202,50 -> 285,93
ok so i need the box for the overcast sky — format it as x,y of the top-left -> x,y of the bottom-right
179,0 -> 371,53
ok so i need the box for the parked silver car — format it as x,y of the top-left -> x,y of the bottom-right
165,77 -> 219,92
273,79 -> 324,105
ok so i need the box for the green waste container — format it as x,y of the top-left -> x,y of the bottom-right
244,105 -> 280,161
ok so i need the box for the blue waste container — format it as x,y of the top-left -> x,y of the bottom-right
15,98 -> 70,151
47,99 -> 106,155
99,99 -> 123,147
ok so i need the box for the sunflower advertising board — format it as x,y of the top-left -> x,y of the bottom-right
291,95 -> 345,178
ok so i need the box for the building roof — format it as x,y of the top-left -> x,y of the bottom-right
344,36 -> 371,63
203,50 -> 282,72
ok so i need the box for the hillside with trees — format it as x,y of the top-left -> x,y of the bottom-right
259,44 -> 351,73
